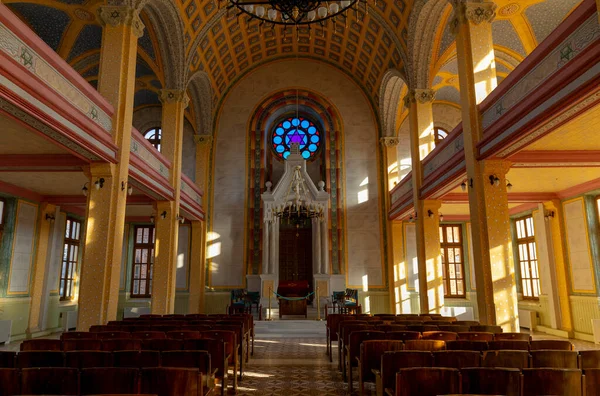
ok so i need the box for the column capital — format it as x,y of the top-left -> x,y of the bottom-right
97,6 -> 145,37
194,134 -> 213,145
482,159 -> 512,178
403,89 -> 436,108
159,89 -> 190,106
450,1 -> 497,32
380,137 -> 400,147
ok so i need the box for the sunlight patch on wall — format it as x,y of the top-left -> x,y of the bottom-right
358,177 -> 369,204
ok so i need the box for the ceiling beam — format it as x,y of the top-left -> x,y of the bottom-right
0,154 -> 88,171
443,192 -> 559,203
508,150 -> 600,167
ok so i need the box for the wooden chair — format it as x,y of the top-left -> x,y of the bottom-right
212,323 -> 245,379
406,325 -> 438,332
487,340 -> 529,351
167,330 -> 201,340
62,339 -> 103,351
583,368 -> 600,396
140,367 -> 203,396
376,324 -> 407,332
61,331 -> 97,340
20,339 -> 62,351
16,351 -> 64,368
530,350 -> 578,368
455,321 -> 480,326
0,351 -> 16,368
579,350 -> 600,369
494,332 -> 531,341
0,368 -> 20,396
521,368 -> 582,396
403,340 -> 446,351
375,351 -> 433,396
184,339 -> 229,396
112,350 -> 161,368
21,367 -> 79,395
446,340 -> 489,352
346,330 -> 386,386
529,339 -> 573,351
422,331 -> 458,341
142,338 -> 183,351
95,331 -> 132,340
437,325 -> 470,333
385,331 -> 421,341
200,330 -> 238,393
131,331 -> 167,340
338,322 -> 370,370
89,325 -> 121,332
457,332 -> 494,342
162,350 -> 211,371
65,350 -> 113,369
469,325 -> 502,334
80,367 -> 140,395
460,367 -> 521,396
140,314 -> 163,319
482,350 -> 530,369
433,350 -> 481,369
394,367 -> 460,396
357,340 -> 403,396
326,314 -> 350,359
102,338 -> 142,351
394,320 -> 424,326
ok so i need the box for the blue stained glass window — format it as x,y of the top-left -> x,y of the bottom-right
271,116 -> 321,160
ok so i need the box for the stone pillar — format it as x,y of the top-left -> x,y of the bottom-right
262,222 -> 270,275
381,137 -> 400,188
77,6 -> 143,330
313,218 -> 322,274
152,90 -> 189,314
270,220 -> 279,275
188,220 -> 206,314
404,88 -> 439,313
452,0 -> 518,331
423,200 -> 443,313
320,218 -> 329,274
193,135 -> 212,200
390,221 -> 405,314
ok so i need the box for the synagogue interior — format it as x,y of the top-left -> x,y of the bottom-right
0,0 -> 600,394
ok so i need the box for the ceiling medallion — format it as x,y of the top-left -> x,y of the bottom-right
74,8 -> 95,22
222,0 -> 373,37
498,3 -> 520,17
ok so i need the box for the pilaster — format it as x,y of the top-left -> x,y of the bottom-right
423,200 -> 443,313
390,221 -> 406,314
188,220 -> 206,314
194,135 -> 212,197
152,89 -> 188,314
381,137 -> 400,190
77,5 -> 143,330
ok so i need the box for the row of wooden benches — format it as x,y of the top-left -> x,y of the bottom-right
0,366 -> 212,396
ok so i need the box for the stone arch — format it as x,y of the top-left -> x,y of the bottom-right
379,69 -> 408,138
187,70 -> 213,135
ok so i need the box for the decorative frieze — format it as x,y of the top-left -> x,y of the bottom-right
159,89 -> 190,106
97,6 -> 144,38
380,137 -> 400,147
450,1 -> 497,34
403,89 -> 436,108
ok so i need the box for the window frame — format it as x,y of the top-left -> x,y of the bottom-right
0,198 -> 5,244
439,224 -> 466,298
434,127 -> 448,145
60,217 -> 82,301
515,215 -> 540,300
143,127 -> 162,152
130,225 -> 155,298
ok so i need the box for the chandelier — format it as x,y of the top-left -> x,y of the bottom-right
271,164 -> 325,223
223,0 -> 371,30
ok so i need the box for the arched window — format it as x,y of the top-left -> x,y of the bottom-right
434,127 -> 448,145
271,116 -> 321,160
144,128 -> 162,151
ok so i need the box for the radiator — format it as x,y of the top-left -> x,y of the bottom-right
62,311 -> 78,331
0,320 -> 12,344
519,309 -> 537,330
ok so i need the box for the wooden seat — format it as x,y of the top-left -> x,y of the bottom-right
357,340 -> 403,396
0,351 -> 16,368
199,330 -> 238,393
80,367 -> 140,395
142,338 -> 183,351
345,330 -> 386,388
529,339 -> 573,351
494,332 -> 531,341
437,325 -> 470,333
457,332 -> 494,342
62,339 -> 103,351
455,321 -> 480,326
530,350 -> 578,368
212,323 -> 245,379
583,368 -> 600,396
446,341 -> 488,351
95,331 -> 132,339
460,367 -> 521,396
394,320 -> 424,326
184,339 -> 229,396
338,322 -> 370,371
65,350 -> 113,369
376,324 -> 407,332
487,340 -> 529,351
167,330 -> 201,340
89,325 -> 121,333
395,367 -> 460,396
131,331 -> 167,340
433,350 -> 481,369
403,340 -> 446,351
21,367 -> 79,395
385,331 -> 421,341
161,350 -> 212,373
102,338 -> 142,351
61,331 -> 98,340
579,350 -> 600,369
469,325 -> 502,334
375,351 -> 433,396
0,368 -> 20,396
406,325 -> 438,332
17,351 -> 64,368
482,350 -> 530,369
20,339 -> 62,351
522,368 -> 582,396
112,350 -> 161,368
140,367 -> 203,396
422,331 -> 458,341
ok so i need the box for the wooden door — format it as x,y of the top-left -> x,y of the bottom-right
279,224 -> 313,283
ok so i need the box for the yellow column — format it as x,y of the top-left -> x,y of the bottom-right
151,90 -> 189,314
423,200 -> 443,313
544,200 -> 573,332
391,221 -> 407,314
77,6 -> 143,330
194,135 -> 212,196
189,220 -> 206,314
381,137 -> 400,189
27,203 -> 56,334
452,1 -> 518,330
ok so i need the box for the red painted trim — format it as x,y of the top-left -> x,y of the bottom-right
44,196 -> 87,205
179,195 -> 205,219
479,0 -> 597,114
440,215 -> 470,222
0,180 -> 43,202
0,154 -> 88,169
131,129 -> 172,169
421,123 -> 464,169
388,195 -> 413,220
509,203 -> 540,215
181,173 -> 203,197
508,150 -> 600,165
389,171 -> 412,197
129,162 -> 174,201
442,192 -> 559,203
557,177 -> 600,199
422,151 -> 465,188
126,195 -> 155,205
0,4 -> 114,116
420,166 -> 466,200
126,216 -> 153,223
62,205 -> 86,217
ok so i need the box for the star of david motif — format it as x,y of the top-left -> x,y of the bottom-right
288,129 -> 306,145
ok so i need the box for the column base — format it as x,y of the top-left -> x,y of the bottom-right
313,274 -> 331,308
